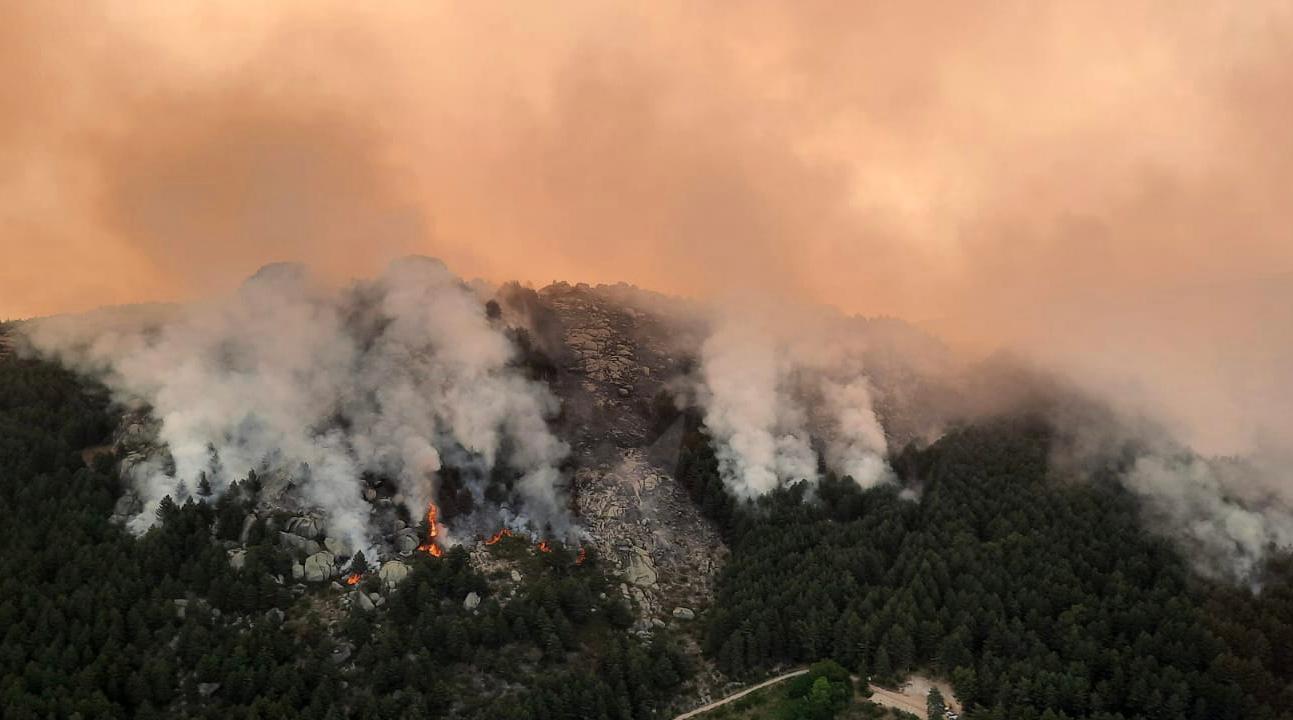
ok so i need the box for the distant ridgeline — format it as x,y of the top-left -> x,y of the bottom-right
680,414 -> 1293,720
0,354 -> 690,720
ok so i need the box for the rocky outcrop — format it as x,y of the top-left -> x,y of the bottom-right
463,591 -> 481,611
279,531 -> 321,557
286,516 -> 325,539
535,285 -> 725,633
625,548 -> 658,587
323,536 -> 348,556
304,551 -> 337,582
394,529 -> 420,555
239,514 -> 258,544
110,490 -> 143,525
198,682 -> 220,698
352,590 -> 376,612
378,560 -> 410,588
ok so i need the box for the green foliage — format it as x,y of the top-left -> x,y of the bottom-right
0,356 -> 688,718
926,688 -> 945,719
689,417 -> 1293,720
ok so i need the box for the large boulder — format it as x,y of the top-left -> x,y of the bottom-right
279,531 -> 321,557
463,592 -> 481,611
378,560 -> 410,588
323,536 -> 348,556
239,513 -> 258,544
111,490 -> 143,524
198,682 -> 220,698
394,529 -> 420,555
303,551 -> 337,582
625,548 -> 658,587
352,591 -> 376,612
227,548 -> 246,570
287,516 -> 325,539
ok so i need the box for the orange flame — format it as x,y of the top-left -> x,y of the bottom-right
417,501 -> 444,557
536,540 -> 552,553
344,572 -> 362,586
576,547 -> 587,565
485,528 -> 513,545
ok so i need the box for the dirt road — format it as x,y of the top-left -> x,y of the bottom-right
672,669 -> 810,719
866,685 -> 927,716
673,669 -> 959,719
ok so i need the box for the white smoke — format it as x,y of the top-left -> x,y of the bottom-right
20,257 -> 569,551
698,305 -> 891,498
819,377 -> 889,488
1125,452 -> 1293,584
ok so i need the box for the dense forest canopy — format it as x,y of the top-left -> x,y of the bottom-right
677,414 -> 1293,720
0,355 -> 687,719
2,346 -> 1292,720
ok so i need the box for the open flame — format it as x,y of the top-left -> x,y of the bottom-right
536,540 -> 552,553
417,501 -> 445,557
484,528 -> 513,545
576,547 -> 587,565
344,572 -> 362,586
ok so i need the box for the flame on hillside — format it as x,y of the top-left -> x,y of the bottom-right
484,528 -> 513,545
536,540 -> 552,553
576,547 -> 587,565
417,501 -> 444,558
344,572 -> 362,586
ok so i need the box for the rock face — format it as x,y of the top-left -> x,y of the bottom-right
526,284 -> 726,631
287,516 -> 325,539
323,536 -> 348,556
110,490 -> 143,525
394,530 -> 420,555
352,590 -> 376,612
378,560 -> 410,588
304,551 -> 337,582
463,592 -> 481,611
198,682 -> 220,697
279,531 -> 321,557
238,514 -> 258,544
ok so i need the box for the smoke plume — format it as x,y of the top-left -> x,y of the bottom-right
698,303 -> 891,498
20,257 -> 568,552
2,1 -> 1291,578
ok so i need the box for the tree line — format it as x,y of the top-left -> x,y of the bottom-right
0,354 -> 688,719
676,413 -> 1293,720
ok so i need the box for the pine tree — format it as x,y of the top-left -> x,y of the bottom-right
927,687 -> 946,719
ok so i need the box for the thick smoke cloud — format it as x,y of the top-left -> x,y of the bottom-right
20,258 -> 568,552
1127,454 -> 1293,584
2,2 -> 1291,578
699,304 -> 891,498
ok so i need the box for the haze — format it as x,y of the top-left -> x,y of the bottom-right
2,1 -> 1291,456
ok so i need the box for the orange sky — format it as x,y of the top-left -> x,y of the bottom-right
3,1 -> 1289,322
2,2 -> 1292,457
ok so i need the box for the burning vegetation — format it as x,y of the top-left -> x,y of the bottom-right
416,502 -> 444,558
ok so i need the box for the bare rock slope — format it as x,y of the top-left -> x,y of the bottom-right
530,283 -> 725,632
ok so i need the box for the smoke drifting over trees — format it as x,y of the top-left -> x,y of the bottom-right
1,1 -> 1289,581
698,304 -> 891,498
19,257 -> 568,552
